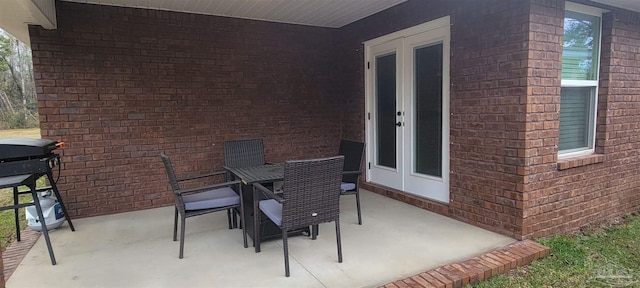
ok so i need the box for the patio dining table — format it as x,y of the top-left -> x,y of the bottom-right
224,164 -> 301,252
225,164 -> 284,186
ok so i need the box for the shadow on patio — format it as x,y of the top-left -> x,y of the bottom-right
6,189 -> 515,287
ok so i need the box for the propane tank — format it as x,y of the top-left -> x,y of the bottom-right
26,190 -> 65,231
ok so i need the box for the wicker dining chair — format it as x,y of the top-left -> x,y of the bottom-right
339,139 -> 365,225
223,138 -> 269,227
255,156 -> 345,277
160,152 -> 248,259
223,139 -> 266,169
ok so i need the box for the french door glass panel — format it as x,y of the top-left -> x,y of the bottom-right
414,43 -> 443,177
376,54 -> 397,169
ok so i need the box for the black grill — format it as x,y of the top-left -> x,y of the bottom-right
0,138 -> 60,160
0,137 -> 74,266
0,137 -> 64,186
0,138 -> 63,177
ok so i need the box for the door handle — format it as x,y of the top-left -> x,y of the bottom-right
396,122 -> 402,127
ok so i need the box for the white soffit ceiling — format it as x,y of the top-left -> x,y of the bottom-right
590,0 -> 640,13
63,0 -> 408,28
0,0 -> 56,45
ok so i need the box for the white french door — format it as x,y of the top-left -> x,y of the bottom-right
365,17 -> 450,203
367,39 -> 405,191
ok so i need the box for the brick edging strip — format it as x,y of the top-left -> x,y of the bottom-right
2,229 -> 41,281
379,240 -> 550,288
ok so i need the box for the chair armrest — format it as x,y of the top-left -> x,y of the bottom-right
342,170 -> 362,176
254,182 -> 284,203
177,180 -> 241,195
177,170 -> 227,182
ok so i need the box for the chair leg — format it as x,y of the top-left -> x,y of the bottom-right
355,190 -> 362,225
232,209 -> 239,228
283,230 -> 290,277
173,207 -> 178,241
312,224 -> 319,240
179,215 -> 186,259
335,220 -> 343,263
227,209 -> 232,229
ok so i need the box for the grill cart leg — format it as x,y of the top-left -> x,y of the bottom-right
46,170 -> 75,231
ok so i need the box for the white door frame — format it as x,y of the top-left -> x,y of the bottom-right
364,16 -> 450,203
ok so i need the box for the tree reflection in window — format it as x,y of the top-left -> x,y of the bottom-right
562,11 -> 600,81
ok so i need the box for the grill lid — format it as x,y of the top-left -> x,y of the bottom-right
0,138 -> 60,160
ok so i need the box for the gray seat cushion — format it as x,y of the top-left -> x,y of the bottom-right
341,182 -> 356,192
183,187 -> 239,210
259,199 -> 283,227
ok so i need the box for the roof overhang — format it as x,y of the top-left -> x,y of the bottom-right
2,0 -> 640,47
0,0 -> 56,46
65,0 -> 408,28
590,0 -> 640,14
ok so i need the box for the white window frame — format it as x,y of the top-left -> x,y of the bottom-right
559,2 -> 606,157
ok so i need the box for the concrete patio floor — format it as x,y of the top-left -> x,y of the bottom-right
6,189 -> 515,288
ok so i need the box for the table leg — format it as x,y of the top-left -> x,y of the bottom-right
253,185 -> 261,253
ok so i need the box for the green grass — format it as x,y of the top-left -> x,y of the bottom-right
0,128 -> 41,139
0,128 -> 42,251
0,193 -> 33,250
473,214 -> 640,288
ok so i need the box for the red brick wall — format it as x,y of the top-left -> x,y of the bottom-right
521,0 -> 566,238
341,0 -> 640,240
30,2 -> 341,217
339,0 -> 531,239
522,1 -> 640,238
29,0 -> 640,239
448,1 -> 532,239
604,10 -> 640,217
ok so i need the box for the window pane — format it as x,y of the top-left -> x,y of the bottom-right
562,11 -> 600,80
559,87 -> 594,151
376,53 -> 397,168
414,43 -> 442,177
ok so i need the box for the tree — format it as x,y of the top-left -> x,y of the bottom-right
0,30 -> 38,129
0,36 -> 14,114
